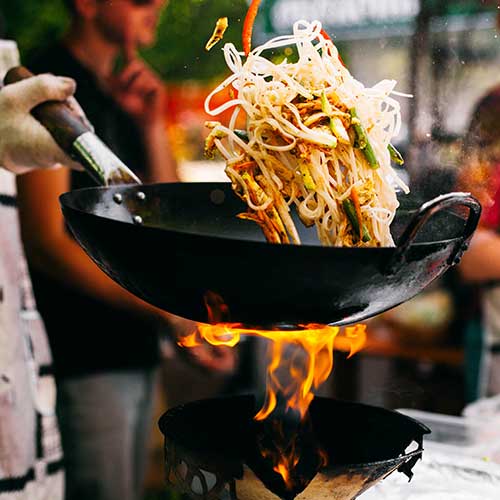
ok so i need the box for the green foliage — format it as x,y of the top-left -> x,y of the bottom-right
144,0 -> 247,82
2,0 -> 247,82
423,0 -> 497,16
2,0 -> 69,56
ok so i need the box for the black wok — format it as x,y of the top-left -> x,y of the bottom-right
5,67 -> 482,328
59,183 -> 480,327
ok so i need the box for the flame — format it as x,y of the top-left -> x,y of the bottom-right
178,321 -> 367,421
339,324 -> 368,358
177,292 -> 367,489
318,448 -> 329,468
257,420 -> 301,491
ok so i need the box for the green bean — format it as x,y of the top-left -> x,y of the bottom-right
349,108 -> 379,169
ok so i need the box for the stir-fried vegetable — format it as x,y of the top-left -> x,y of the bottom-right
321,91 -> 350,144
388,143 -> 405,165
349,108 -> 379,169
205,21 -> 408,247
342,199 -> 371,243
205,17 -> 229,52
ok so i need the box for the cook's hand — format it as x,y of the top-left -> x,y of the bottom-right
185,342 -> 237,375
168,316 -> 238,375
0,74 -> 84,174
108,59 -> 167,128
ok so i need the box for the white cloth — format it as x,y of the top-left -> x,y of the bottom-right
0,42 -> 63,500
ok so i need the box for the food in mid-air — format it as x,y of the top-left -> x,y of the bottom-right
205,20 -> 408,247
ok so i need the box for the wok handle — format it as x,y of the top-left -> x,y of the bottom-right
4,66 -> 91,153
4,66 -> 141,186
387,192 -> 482,275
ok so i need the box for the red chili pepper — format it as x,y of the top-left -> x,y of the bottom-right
320,28 -> 332,42
319,28 -> 345,67
243,0 -> 262,56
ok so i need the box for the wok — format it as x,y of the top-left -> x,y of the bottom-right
158,395 -> 429,500
5,67 -> 482,328
59,185 -> 479,327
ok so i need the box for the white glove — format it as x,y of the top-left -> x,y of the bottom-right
0,74 -> 85,174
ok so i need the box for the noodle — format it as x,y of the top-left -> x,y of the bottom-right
204,20 -> 409,247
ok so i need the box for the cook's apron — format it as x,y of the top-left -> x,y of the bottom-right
0,167 -> 63,499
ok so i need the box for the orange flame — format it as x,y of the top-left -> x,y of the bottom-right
257,420 -> 302,490
178,322 -> 367,421
177,293 -> 367,489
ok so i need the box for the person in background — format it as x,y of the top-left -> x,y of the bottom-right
0,40 -> 80,497
13,1 -> 236,499
458,87 -> 500,399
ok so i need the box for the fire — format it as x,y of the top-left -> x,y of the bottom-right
258,421 -> 301,487
177,293 -> 367,490
178,323 -> 367,421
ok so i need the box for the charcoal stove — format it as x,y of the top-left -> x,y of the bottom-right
159,396 -> 429,500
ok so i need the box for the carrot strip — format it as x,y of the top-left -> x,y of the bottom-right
243,0 -> 262,56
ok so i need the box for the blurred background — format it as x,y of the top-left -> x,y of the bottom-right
3,0 -> 500,498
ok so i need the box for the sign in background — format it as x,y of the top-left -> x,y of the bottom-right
259,0 -> 498,39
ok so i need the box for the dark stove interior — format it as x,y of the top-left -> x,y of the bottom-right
159,396 -> 430,500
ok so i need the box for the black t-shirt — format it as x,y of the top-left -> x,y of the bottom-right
28,44 -> 159,378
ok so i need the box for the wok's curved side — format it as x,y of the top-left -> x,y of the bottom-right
60,198 -> 462,327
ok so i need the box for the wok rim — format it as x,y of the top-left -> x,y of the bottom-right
59,183 -> 465,251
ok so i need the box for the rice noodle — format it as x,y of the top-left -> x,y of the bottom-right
204,20 -> 409,247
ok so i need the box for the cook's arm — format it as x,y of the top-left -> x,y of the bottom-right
16,167 -> 235,373
16,166 -> 173,320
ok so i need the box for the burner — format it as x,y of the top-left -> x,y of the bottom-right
159,396 -> 429,500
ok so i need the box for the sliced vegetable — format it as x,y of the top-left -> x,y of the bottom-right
330,117 -> 350,145
299,162 -> 317,191
342,198 -> 371,243
321,90 -> 333,115
350,187 -> 363,240
303,112 -> 328,128
388,143 -> 404,165
349,108 -> 379,169
205,17 -> 229,52
321,91 -> 350,144
243,0 -> 262,56
238,212 -> 280,243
